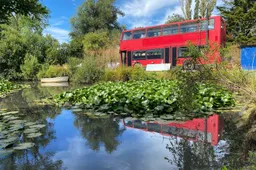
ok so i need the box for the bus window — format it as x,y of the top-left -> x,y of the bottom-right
134,120 -> 147,129
133,51 -> 146,60
163,24 -> 178,35
122,32 -> 132,40
180,22 -> 198,33
178,47 -> 189,58
147,50 -> 162,59
147,27 -> 161,37
133,30 -> 146,39
200,19 -> 215,31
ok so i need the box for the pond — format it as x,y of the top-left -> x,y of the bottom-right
0,83 -> 246,170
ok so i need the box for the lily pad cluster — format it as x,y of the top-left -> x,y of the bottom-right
0,80 -> 28,98
53,80 -> 235,115
0,110 -> 46,153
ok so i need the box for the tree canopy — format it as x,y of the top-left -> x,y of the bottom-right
70,0 -> 124,37
165,14 -> 185,24
179,0 -> 217,20
0,0 -> 48,24
217,0 -> 256,45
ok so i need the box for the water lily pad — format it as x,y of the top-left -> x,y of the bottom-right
23,128 -> 39,134
29,124 -> 46,129
24,122 -> 37,127
0,137 -> 18,144
27,133 -> 42,138
9,125 -> 24,132
3,115 -> 12,120
0,131 -> 9,135
72,109 -> 83,112
6,116 -> 20,121
0,140 -> 16,149
1,111 -> 19,116
8,120 -> 25,124
13,143 -> 35,150
0,149 -> 14,156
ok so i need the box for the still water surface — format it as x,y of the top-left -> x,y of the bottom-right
0,84 -> 242,170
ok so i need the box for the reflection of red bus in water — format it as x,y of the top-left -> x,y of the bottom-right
122,114 -> 223,146
120,16 -> 226,68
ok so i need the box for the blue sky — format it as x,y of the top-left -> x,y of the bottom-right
42,0 -> 224,43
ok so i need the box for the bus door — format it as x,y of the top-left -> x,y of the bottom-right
121,51 -> 127,66
172,47 -> 177,67
164,47 -> 170,64
127,51 -> 132,66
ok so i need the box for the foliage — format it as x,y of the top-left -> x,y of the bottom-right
246,152 -> 256,170
67,57 -> 83,75
69,36 -> 84,58
0,16 -> 60,80
70,0 -> 124,37
180,0 -> 192,20
53,80 -> 235,116
165,14 -> 185,24
83,31 -> 109,53
72,56 -> 105,84
179,0 -> 216,20
0,0 -> 48,24
217,0 -> 256,45
0,24 -> 26,79
0,80 -> 24,97
0,16 -> 69,80
102,66 -> 153,82
37,65 -> 71,79
194,0 -> 200,19
199,0 -> 216,18
20,53 -> 40,80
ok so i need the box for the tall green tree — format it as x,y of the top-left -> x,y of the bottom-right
200,0 -> 217,18
0,0 -> 48,24
217,0 -> 256,45
0,16 -> 62,80
165,14 -> 185,24
180,0 -> 192,20
70,0 -> 124,37
179,0 -> 217,20
194,0 -> 200,19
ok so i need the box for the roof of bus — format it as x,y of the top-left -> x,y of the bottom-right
122,16 -> 222,33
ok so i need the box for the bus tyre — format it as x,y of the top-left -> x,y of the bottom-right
183,60 -> 195,70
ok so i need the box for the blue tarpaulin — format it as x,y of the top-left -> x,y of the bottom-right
241,46 -> 256,70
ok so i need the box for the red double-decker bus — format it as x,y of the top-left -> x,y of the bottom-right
119,16 -> 226,68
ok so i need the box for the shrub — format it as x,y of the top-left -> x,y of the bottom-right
72,56 -> 105,84
102,66 -> 179,82
67,57 -> 83,74
37,65 -> 71,79
20,53 -> 40,80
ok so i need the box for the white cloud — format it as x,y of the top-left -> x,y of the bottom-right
119,0 -> 225,29
157,6 -> 183,25
44,27 -> 70,43
122,0 -> 179,18
119,0 -> 180,28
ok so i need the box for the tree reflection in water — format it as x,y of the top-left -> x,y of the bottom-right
165,138 -> 219,170
74,115 -> 125,153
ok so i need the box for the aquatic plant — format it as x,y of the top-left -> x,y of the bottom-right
0,110 -> 46,154
52,80 -> 235,117
0,80 -> 28,98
